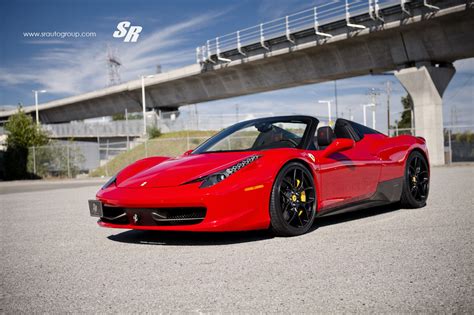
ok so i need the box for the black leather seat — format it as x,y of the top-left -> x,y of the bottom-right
317,126 -> 335,149
334,119 -> 353,139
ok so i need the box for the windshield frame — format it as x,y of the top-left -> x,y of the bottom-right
192,115 -> 319,154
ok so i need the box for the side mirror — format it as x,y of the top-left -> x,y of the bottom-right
182,149 -> 193,156
321,138 -> 355,158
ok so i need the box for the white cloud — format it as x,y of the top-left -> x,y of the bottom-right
257,0 -> 330,20
454,58 -> 474,75
0,11 -> 224,95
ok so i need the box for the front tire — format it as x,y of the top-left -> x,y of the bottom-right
270,162 -> 317,236
400,151 -> 430,208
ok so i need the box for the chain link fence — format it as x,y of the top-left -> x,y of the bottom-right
28,142 -> 99,178
92,136 -> 211,177
444,126 -> 474,163
389,126 -> 474,163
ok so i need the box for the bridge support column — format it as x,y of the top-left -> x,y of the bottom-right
395,63 -> 455,166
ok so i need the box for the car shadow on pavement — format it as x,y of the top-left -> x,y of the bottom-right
108,229 -> 274,246
107,203 -> 403,246
309,202 -> 403,232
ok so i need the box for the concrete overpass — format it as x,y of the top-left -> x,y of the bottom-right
1,0 -> 473,165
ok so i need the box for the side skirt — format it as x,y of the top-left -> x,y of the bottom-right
316,177 -> 403,218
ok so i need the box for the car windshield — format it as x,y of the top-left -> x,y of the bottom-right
192,117 -> 311,154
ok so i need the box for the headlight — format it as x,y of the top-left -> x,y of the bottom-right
200,155 -> 261,188
101,175 -> 117,190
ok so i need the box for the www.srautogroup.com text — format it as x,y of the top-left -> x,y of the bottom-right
23,31 -> 97,39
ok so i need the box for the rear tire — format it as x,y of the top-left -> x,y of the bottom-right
270,162 -> 316,236
400,151 -> 429,208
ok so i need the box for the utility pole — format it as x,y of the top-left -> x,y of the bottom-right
386,81 -> 392,135
235,104 -> 239,123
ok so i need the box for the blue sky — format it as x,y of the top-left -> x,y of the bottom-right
0,0 -> 473,132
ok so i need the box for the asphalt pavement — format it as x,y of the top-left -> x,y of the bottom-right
1,165 -> 473,313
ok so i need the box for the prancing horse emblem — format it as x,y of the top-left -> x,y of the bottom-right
133,213 -> 139,223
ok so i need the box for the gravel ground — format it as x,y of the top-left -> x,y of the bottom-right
1,165 -> 473,313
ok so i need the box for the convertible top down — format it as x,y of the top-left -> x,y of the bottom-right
89,115 -> 429,236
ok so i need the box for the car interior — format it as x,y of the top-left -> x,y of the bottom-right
252,124 -> 302,150
312,119 -> 371,150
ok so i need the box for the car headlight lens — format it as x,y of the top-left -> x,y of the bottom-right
200,155 -> 261,188
101,175 -> 117,190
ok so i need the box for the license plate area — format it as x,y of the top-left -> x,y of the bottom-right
88,200 -> 103,217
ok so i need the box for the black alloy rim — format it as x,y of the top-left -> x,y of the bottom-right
278,167 -> 316,229
408,156 -> 429,202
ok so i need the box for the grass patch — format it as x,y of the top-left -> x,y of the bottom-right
90,130 -> 217,177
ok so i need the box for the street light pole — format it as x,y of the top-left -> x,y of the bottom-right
141,76 -> 147,136
363,104 -> 367,126
362,104 -> 376,128
32,90 -> 46,125
372,105 -> 376,130
140,75 -> 155,136
386,80 -> 391,134
125,108 -> 129,150
334,80 -> 338,118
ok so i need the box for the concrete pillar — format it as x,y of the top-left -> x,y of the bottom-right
395,63 -> 455,166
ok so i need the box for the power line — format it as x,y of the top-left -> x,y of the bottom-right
445,75 -> 473,102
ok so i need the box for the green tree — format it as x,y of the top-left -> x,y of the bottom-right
4,109 -> 49,179
396,95 -> 413,134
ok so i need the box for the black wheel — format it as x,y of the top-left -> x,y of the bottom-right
270,162 -> 317,236
400,151 -> 430,208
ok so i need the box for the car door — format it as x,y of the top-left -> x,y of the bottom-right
316,122 -> 381,211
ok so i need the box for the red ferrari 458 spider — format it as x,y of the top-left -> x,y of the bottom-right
89,115 -> 429,236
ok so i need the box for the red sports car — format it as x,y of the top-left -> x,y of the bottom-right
89,115 -> 429,236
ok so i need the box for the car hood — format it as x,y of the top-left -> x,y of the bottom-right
117,152 -> 260,188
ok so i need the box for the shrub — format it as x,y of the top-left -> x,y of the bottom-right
148,127 -> 162,139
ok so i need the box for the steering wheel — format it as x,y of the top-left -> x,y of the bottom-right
278,138 -> 298,147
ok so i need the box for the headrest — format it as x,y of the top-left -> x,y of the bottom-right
317,126 -> 335,147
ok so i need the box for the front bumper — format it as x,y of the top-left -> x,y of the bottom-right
92,182 -> 271,232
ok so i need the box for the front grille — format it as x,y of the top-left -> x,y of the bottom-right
100,207 -> 206,226
101,205 -> 128,224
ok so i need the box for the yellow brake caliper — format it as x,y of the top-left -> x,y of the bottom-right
298,191 -> 306,217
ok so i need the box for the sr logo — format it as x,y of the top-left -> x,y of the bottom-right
113,21 -> 142,42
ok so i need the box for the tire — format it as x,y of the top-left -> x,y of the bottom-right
400,151 -> 430,208
270,162 -> 317,236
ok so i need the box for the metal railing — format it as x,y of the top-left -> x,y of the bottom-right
42,119 -> 146,138
196,0 -> 442,63
21,112 -> 275,138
